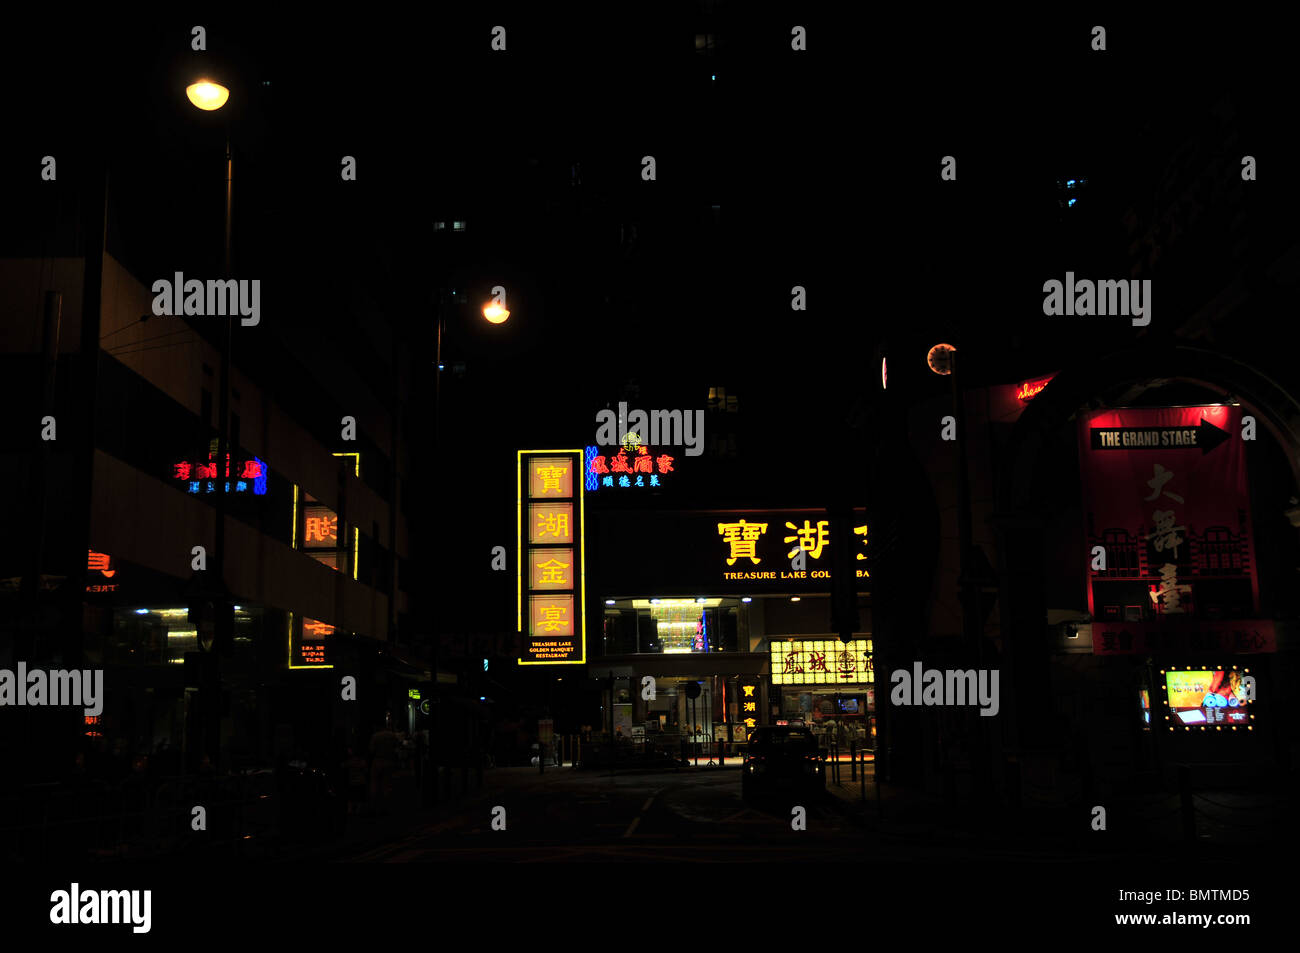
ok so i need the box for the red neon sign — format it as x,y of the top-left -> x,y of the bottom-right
1016,375 -> 1056,402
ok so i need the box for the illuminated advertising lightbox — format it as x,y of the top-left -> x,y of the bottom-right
1078,405 -> 1263,655
593,508 -> 870,596
289,613 -> 333,669
1162,668 -> 1253,729
770,639 -> 873,686
518,450 -> 585,665
715,512 -> 869,586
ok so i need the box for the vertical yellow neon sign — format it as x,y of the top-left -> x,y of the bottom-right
518,450 -> 585,665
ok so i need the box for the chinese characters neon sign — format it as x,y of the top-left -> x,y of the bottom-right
519,450 -> 586,665
585,444 -> 674,489
769,639 -> 874,686
289,612 -> 333,669
86,550 -> 119,593
738,679 -> 760,730
171,456 -> 268,495
715,516 -> 869,582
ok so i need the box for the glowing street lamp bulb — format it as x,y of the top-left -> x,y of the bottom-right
483,302 -> 510,324
186,81 -> 230,111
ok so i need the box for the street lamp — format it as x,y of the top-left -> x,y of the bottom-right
185,80 -> 230,111
482,301 -> 510,324
187,75 -> 233,772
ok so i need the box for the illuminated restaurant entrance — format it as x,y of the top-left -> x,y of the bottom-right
587,505 -> 872,758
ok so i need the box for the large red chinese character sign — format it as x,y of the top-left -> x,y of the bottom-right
1079,405 -> 1268,655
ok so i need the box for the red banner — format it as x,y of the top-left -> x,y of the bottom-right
1078,405 -> 1261,648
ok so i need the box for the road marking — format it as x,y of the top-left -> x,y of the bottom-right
624,786 -> 664,837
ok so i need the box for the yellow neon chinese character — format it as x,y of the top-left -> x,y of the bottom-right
742,685 -> 755,697
853,524 -> 868,559
743,717 -> 757,729
783,519 -> 829,560
537,511 -> 570,539
536,466 -> 568,493
717,520 -> 768,565
535,557 -> 570,585
743,701 -> 756,712
539,605 -> 568,632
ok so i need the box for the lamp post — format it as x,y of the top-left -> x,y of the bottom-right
187,77 -> 232,773
427,291 -> 509,798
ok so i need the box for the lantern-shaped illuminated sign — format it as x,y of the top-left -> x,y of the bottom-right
519,450 -> 586,665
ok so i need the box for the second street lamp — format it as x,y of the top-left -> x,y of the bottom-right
428,290 -> 512,799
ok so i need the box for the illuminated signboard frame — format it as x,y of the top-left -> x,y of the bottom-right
769,638 -> 874,686
713,511 -> 869,588
288,611 -> 334,670
584,443 -> 676,490
518,450 -> 586,666
1159,664 -> 1254,732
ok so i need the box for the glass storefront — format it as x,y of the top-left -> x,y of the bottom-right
777,686 -> 876,749
602,598 -> 746,655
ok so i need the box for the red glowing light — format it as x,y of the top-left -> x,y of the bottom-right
609,450 -> 633,474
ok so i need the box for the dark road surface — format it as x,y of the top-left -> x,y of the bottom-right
342,771 -> 856,862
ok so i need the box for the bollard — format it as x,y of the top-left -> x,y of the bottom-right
1179,765 -> 1195,843
859,748 -> 866,802
850,741 -> 857,781
575,736 -> 581,769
